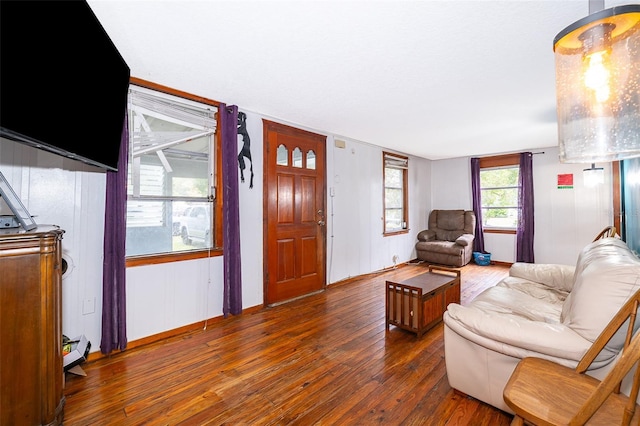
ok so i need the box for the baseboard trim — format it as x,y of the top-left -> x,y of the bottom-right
86,304 -> 263,363
491,260 -> 512,267
328,261 -> 410,287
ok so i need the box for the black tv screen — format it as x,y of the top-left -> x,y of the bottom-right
1,0 -> 130,171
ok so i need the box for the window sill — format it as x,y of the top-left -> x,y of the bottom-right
383,229 -> 409,237
483,228 -> 516,235
126,248 -> 223,267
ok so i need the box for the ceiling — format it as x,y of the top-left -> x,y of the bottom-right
87,0 -> 629,161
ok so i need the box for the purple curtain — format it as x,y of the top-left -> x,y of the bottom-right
101,112 -> 129,354
516,152 -> 535,263
220,103 -> 243,316
470,157 -> 485,253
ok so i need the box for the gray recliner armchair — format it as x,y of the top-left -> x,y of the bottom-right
415,210 -> 476,267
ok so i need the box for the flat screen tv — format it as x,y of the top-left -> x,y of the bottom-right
1,0 -> 130,172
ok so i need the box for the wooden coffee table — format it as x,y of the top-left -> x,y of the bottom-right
385,265 -> 461,337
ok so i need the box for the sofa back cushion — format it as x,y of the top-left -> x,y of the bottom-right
436,229 -> 464,242
561,238 -> 640,350
428,210 -> 476,241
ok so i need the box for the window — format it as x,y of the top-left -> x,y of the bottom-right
479,154 -> 520,230
125,83 -> 220,259
383,151 -> 408,234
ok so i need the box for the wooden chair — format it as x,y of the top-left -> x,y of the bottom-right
503,289 -> 640,425
592,226 -> 618,242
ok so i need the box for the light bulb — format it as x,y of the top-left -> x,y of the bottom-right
578,22 -> 615,106
583,50 -> 611,103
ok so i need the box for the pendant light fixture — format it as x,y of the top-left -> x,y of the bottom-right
583,163 -> 605,186
553,5 -> 640,163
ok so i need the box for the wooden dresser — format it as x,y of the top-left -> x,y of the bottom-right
0,225 -> 65,425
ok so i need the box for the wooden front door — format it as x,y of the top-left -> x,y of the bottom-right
263,120 -> 326,305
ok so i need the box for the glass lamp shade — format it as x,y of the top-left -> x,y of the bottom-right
554,5 -> 640,163
583,163 -> 605,187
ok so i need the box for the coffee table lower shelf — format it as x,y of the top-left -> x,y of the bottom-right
385,265 -> 461,337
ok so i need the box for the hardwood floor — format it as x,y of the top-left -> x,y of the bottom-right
63,262 -> 513,425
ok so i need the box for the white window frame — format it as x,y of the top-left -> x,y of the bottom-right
383,151 -> 409,235
478,154 -> 520,232
125,82 -> 221,261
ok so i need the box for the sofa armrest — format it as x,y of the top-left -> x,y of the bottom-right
443,304 -> 615,367
455,233 -> 474,246
417,230 -> 436,242
509,263 -> 575,292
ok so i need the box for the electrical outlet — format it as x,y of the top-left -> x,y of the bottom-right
82,297 -> 95,315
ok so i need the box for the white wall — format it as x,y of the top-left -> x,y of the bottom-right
430,148 -> 613,265
0,143 -> 108,345
326,135 -> 431,282
0,110 -> 431,352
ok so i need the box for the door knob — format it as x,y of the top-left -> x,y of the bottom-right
317,220 -> 325,226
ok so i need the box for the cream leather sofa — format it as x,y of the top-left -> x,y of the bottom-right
443,237 -> 640,414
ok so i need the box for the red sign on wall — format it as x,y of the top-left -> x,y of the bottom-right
557,173 -> 573,189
